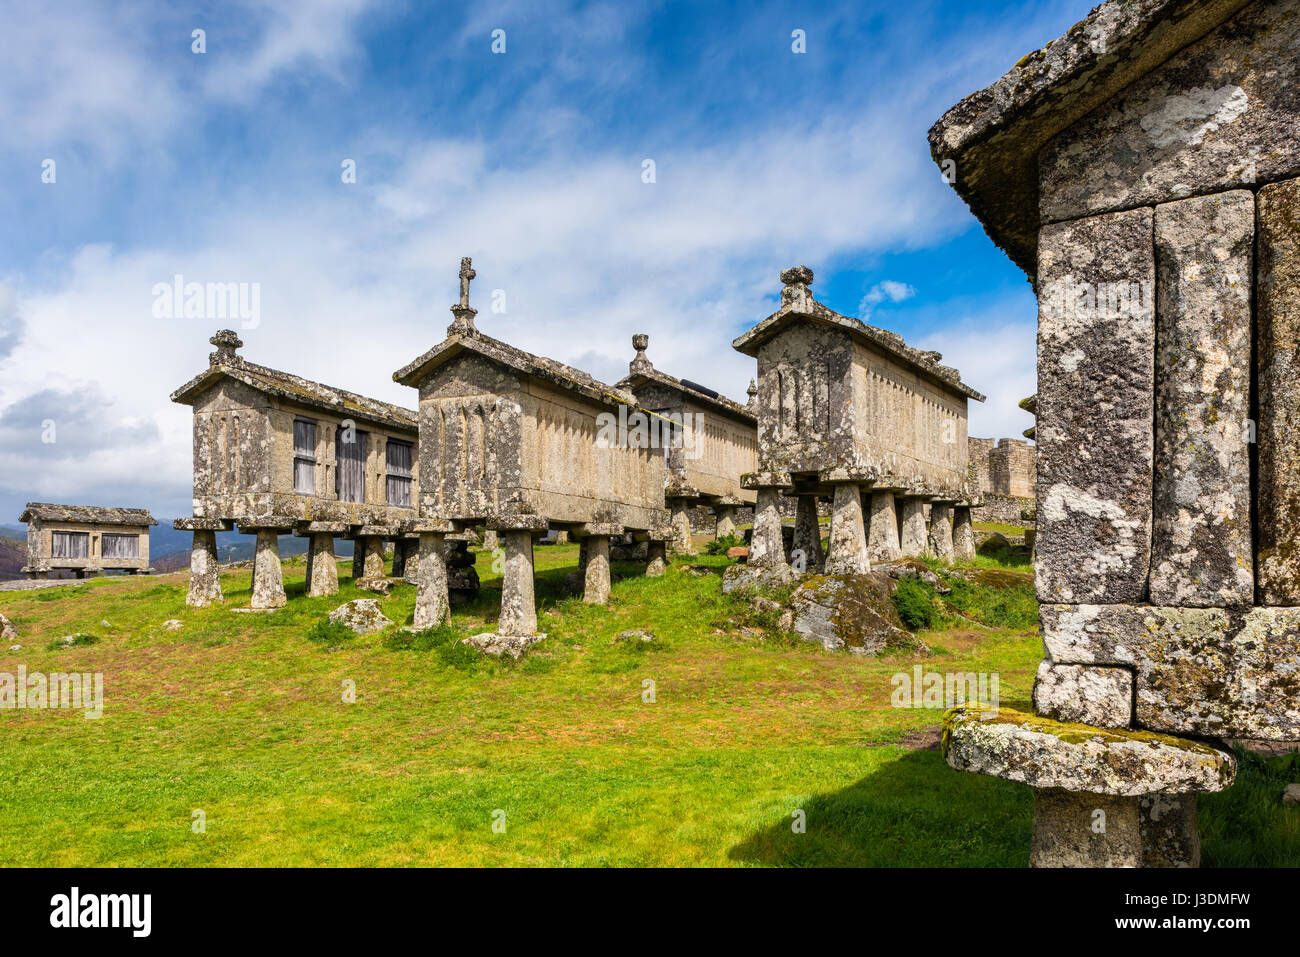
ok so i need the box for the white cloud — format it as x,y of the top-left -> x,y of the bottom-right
858,279 -> 917,318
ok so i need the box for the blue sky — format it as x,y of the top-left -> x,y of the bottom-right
0,0 -> 1095,519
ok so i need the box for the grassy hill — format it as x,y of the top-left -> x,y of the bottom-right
0,544 -> 1293,867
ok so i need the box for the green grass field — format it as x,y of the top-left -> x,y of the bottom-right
0,543 -> 1294,867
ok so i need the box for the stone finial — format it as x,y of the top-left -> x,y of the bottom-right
780,265 -> 814,309
746,378 -> 758,406
209,329 -> 244,365
629,333 -> 652,374
780,265 -> 813,286
447,256 -> 478,336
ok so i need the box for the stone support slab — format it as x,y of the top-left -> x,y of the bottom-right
1036,208 -> 1155,604
413,532 -> 449,629
186,529 -> 223,607
251,529 -> 286,610
645,540 -> 667,578
825,483 -> 869,575
792,495 -> 824,573
714,505 -> 737,542
1257,177 -> 1300,604
1150,190 -> 1254,606
668,499 -> 694,555
307,533 -> 339,597
1032,661 -> 1133,728
362,536 -> 387,578
927,503 -> 954,562
749,487 -> 787,568
498,530 -> 538,637
952,506 -> 976,562
898,496 -> 927,557
866,490 -> 901,562
583,535 -> 611,604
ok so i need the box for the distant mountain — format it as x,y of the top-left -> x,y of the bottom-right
149,523 -> 350,571
0,533 -> 27,580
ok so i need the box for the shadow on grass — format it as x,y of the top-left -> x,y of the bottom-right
728,747 -> 1032,867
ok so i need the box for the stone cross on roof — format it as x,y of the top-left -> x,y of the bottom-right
779,265 -> 813,310
448,256 -> 479,336
209,329 -> 244,365
746,378 -> 758,406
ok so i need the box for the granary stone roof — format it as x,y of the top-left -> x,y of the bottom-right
19,503 -> 158,526
171,331 -> 418,431
927,0 -> 1251,277
732,267 -> 986,402
615,334 -> 757,424
394,328 -> 639,411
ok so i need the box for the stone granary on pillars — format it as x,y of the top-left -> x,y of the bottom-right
170,330 -> 420,609
616,333 -> 757,554
931,0 -> 1300,866
19,504 -> 158,579
393,259 -> 668,638
730,266 -> 984,582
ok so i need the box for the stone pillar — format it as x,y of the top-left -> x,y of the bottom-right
645,540 -> 667,577
715,505 -> 737,541
792,495 -> 824,573
391,539 -> 409,578
748,487 -> 786,567
499,530 -> 538,636
899,496 -> 927,557
351,543 -> 365,581
927,503 -> 955,561
1030,790 -> 1200,868
251,530 -> 287,609
362,536 -> 387,578
825,483 -> 869,575
583,536 -> 611,604
403,542 -> 421,584
866,490 -> 901,562
186,530 -> 223,607
482,529 -> 499,552
952,507 -> 976,563
413,532 -> 449,629
307,533 -> 339,597
668,499 -> 694,555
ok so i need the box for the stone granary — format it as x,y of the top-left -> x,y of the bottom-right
931,0 -> 1300,866
616,334 -> 757,553
731,266 -> 984,580
393,259 -> 668,637
171,330 -> 420,609
19,504 -> 157,579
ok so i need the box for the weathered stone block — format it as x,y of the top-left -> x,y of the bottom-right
1256,176 -> 1300,604
1030,789 -> 1142,868
1150,190 -> 1253,606
1035,208 -> 1154,603
1039,0 -> 1300,224
1032,661 -> 1133,728
788,573 -> 917,655
1041,603 -> 1300,740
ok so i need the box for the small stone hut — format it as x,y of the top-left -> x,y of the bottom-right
19,504 -> 157,579
731,266 -> 984,578
931,0 -> 1300,866
393,259 -> 668,635
616,333 -> 757,553
170,330 -> 420,608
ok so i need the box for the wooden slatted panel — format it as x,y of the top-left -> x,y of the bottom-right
386,439 -> 413,507
102,533 -> 139,559
51,531 -> 90,558
293,419 -> 317,494
336,427 -> 368,503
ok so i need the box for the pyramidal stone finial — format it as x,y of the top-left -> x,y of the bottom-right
630,333 -> 652,374
746,378 -> 758,405
448,256 -> 478,336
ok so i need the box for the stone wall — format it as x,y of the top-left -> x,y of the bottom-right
969,436 -> 1035,498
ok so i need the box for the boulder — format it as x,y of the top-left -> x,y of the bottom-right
977,532 -> 1011,555
327,599 -> 393,634
721,562 -> 794,594
355,577 -> 393,596
789,573 -> 920,655
1284,784 -> 1300,807
463,631 -> 544,659
614,629 -> 655,643
162,619 -> 184,632
0,613 -> 16,643
878,557 -> 950,594
726,546 -> 749,560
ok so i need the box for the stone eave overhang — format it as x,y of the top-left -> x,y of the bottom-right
927,0 -> 1251,278
393,331 -> 639,412
615,368 -> 757,424
731,302 -> 985,403
171,360 -> 418,433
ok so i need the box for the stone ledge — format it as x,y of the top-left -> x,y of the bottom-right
173,517 -> 233,531
942,707 -> 1235,796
